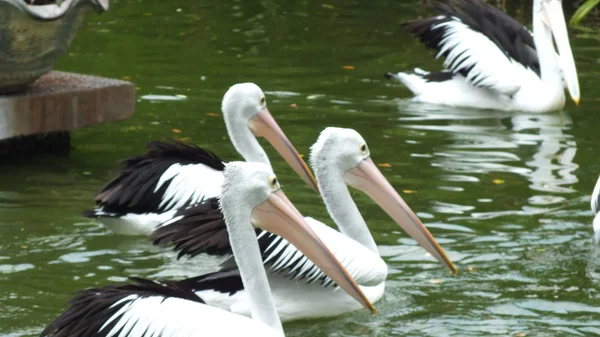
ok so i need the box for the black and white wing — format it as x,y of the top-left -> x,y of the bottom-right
405,0 -> 540,95
41,278 -> 279,337
83,140 -> 226,218
152,203 -> 387,288
150,198 -> 232,257
151,200 -> 336,285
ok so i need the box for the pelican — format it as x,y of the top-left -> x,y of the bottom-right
83,82 -> 318,235
384,0 -> 580,112
592,175 -> 600,243
41,162 -> 375,337
150,127 -> 457,321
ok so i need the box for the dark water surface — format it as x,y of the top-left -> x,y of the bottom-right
1,0 -> 600,336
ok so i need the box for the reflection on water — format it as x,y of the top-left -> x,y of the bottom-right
393,100 -> 580,221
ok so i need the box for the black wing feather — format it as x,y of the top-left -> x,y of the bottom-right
150,198 -> 233,257
405,0 -> 540,78
150,201 -> 336,287
83,140 -> 225,217
40,278 -> 205,337
176,269 -> 245,296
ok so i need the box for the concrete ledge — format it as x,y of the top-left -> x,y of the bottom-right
0,71 -> 135,140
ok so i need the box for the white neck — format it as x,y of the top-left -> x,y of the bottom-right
224,113 -> 272,167
223,202 -> 283,334
315,164 -> 379,254
532,8 -> 563,88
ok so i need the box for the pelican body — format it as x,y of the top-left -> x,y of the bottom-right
385,0 -> 580,112
41,162 -> 374,337
83,83 -> 318,235
150,127 -> 457,321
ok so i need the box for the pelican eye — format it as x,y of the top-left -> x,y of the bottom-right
269,175 -> 278,190
359,143 -> 368,154
260,96 -> 266,105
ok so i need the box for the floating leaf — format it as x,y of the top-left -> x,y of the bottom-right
514,333 -> 527,337
493,179 -> 505,185
172,129 -> 182,133
176,137 -> 191,142
429,279 -> 444,284
83,172 -> 92,176
122,126 -> 143,132
290,103 -> 298,109
122,76 -> 131,80
321,3 -> 334,9
378,163 -> 392,168
402,190 -> 417,194
342,65 -> 355,70
143,12 -> 153,16
21,245 -> 28,249
206,112 -> 220,117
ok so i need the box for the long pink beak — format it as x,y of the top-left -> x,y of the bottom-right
249,108 -> 319,193
344,158 -> 458,274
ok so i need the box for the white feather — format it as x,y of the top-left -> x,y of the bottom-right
94,164 -> 224,236
195,278 -> 386,323
591,175 -> 600,215
100,295 -> 280,337
433,19 -> 530,95
157,163 -> 224,211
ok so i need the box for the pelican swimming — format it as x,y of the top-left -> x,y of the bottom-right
384,0 -> 580,112
41,162 -> 374,337
83,82 -> 318,235
592,175 -> 600,243
150,127 -> 457,321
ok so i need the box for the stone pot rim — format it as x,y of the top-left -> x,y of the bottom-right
0,0 -> 109,20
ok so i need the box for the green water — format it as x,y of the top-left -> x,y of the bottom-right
2,0 -> 600,336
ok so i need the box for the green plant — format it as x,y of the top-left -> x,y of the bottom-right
570,0 -> 600,25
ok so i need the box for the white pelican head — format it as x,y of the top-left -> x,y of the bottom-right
221,83 -> 319,193
310,127 -> 457,274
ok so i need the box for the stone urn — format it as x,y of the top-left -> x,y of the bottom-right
0,0 -> 109,93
